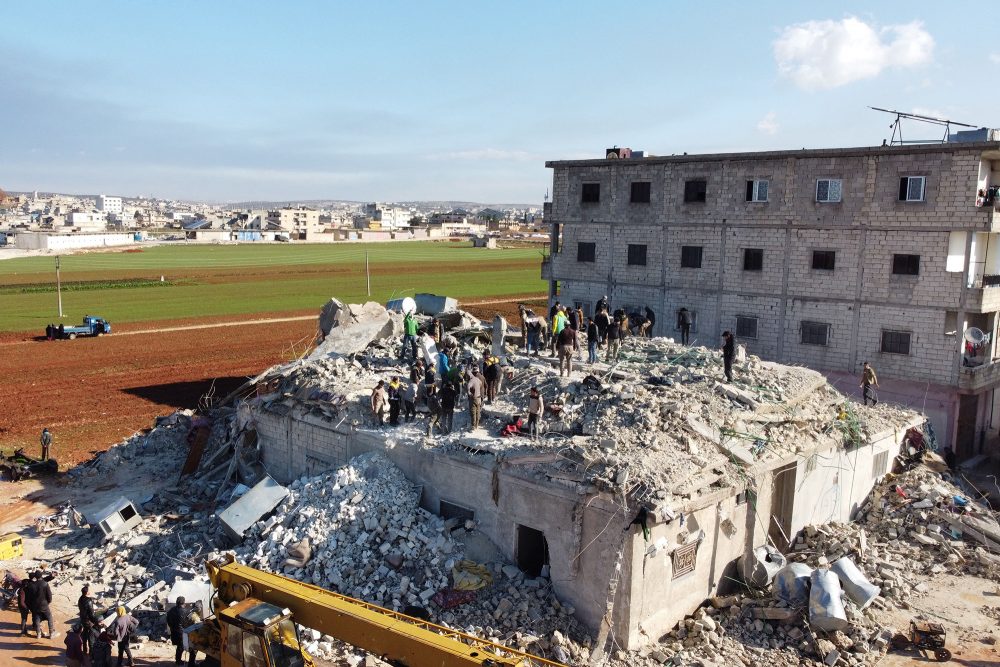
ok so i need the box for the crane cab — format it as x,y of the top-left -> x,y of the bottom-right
218,598 -> 310,667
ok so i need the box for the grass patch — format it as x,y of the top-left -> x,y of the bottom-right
0,278 -> 178,294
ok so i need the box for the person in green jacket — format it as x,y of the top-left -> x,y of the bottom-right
401,311 -> 419,362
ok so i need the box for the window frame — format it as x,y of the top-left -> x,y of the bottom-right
627,243 -> 647,266
683,179 -> 708,203
898,176 -> 926,202
735,315 -> 758,340
891,253 -> 920,276
742,248 -> 764,272
745,179 -> 769,202
815,178 -> 843,203
576,241 -> 596,263
811,250 -> 836,271
630,181 -> 651,204
800,321 -> 830,346
880,329 -> 912,355
680,245 -> 703,269
581,182 -> 600,204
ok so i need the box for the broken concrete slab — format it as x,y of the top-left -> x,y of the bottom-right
414,293 -> 458,315
167,579 -> 213,616
491,315 -> 508,357
310,301 -> 394,359
218,474 -> 289,542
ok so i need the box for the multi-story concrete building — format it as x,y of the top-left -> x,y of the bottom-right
544,139 -> 1000,458
362,202 -> 411,230
97,195 -> 123,218
267,206 -> 321,239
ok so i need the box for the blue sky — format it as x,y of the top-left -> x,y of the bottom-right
2,2 -> 995,203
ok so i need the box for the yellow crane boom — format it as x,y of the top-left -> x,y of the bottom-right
207,554 -> 565,667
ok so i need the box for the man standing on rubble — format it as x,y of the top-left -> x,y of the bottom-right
387,376 -> 403,426
586,317 -> 600,364
78,584 -> 101,655
860,361 -> 879,406
370,380 -> 388,426
557,321 -> 577,376
606,317 -> 623,362
401,311 -> 419,362
641,306 -> 656,338
527,386 -> 543,439
518,304 -> 528,352
483,354 -> 501,404
678,308 -> 692,345
721,331 -> 736,383
440,382 -> 457,433
595,306 -> 610,348
551,306 -> 568,357
467,370 -> 485,430
596,295 -> 609,316
40,428 -> 52,461
402,377 -> 417,423
425,384 -> 442,436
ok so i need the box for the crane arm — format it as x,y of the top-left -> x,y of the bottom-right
207,556 -> 564,667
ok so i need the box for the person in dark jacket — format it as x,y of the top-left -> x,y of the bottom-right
166,597 -> 188,665
594,307 -> 610,347
439,383 -> 457,434
40,428 -> 52,461
91,629 -> 114,667
387,377 -> 402,426
65,624 -> 85,667
595,295 -> 609,316
78,584 -> 101,654
641,306 -> 656,337
483,355 -> 501,403
586,317 -> 600,364
25,570 -> 54,638
425,384 -> 442,436
111,606 -> 138,667
15,574 -> 30,635
722,331 -> 736,382
678,308 -> 692,345
606,318 -> 624,362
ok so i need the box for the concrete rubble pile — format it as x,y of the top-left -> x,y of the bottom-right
67,410 -> 198,480
234,452 -> 588,664
640,458 -> 1000,667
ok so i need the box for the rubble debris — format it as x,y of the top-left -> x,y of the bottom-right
809,569 -> 849,631
217,475 -> 289,542
830,556 -> 880,610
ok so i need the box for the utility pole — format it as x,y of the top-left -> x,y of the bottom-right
55,256 -> 63,318
365,252 -> 371,297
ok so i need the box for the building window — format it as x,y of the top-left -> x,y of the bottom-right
745,179 -> 769,202
812,250 -> 836,271
898,176 -> 926,202
627,244 -> 647,266
683,179 -> 707,203
680,246 -> 703,268
735,315 -> 758,339
880,330 -> 912,355
743,248 -> 763,272
815,179 -> 842,203
630,181 -> 651,203
581,183 -> 600,203
892,254 -> 920,276
872,450 -> 889,480
800,321 -> 830,346
577,242 -> 596,263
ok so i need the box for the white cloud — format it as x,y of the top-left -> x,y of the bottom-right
774,17 -> 934,90
757,112 -> 779,135
990,53 -> 1000,65
911,107 -> 946,120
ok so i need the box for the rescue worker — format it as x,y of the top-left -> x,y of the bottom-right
401,311 -> 419,362
78,584 -> 101,655
25,570 -> 54,639
440,382 -> 457,433
527,386 -> 544,439
166,596 -> 188,665
860,361 -> 879,406
387,376 -> 402,426
467,371 -> 485,430
483,355 -> 501,403
721,331 -> 736,383
111,606 -> 138,667
678,307 -> 692,345
370,380 -> 387,426
425,384 -> 442,436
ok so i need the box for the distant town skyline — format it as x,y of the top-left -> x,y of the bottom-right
2,1 -> 995,202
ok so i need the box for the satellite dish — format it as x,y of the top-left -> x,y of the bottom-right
400,297 -> 417,315
965,327 -> 985,344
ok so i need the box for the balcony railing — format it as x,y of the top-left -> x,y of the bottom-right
959,359 -> 1000,391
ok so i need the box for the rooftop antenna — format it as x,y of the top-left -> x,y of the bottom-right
869,106 -> 978,145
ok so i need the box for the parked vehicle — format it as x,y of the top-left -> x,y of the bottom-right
46,315 -> 111,340
35,501 -> 85,537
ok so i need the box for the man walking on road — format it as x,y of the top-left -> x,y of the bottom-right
860,362 -> 879,406
40,428 -> 52,461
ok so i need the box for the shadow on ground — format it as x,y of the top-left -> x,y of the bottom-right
122,376 -> 250,409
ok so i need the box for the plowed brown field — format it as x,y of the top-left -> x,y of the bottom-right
0,297 -> 544,465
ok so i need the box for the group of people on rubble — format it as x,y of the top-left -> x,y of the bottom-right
7,566 -> 200,667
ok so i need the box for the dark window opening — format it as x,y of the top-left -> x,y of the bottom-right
577,242 -> 596,263
800,321 -> 830,346
516,525 -> 550,578
812,250 -> 836,271
118,504 -> 137,522
683,179 -> 707,203
743,248 -> 763,272
581,183 -> 600,204
736,315 -> 758,339
680,245 -> 703,268
630,181 -> 651,203
881,330 -> 912,355
627,244 -> 647,266
439,500 -> 475,523
892,254 -> 920,276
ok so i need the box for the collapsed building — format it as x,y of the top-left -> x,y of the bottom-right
232,298 -> 922,651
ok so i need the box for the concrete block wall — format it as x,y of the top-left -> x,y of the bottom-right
718,293 -> 783,359
665,227 -> 722,290
720,227 -> 786,293
856,305 -> 957,383
612,225 -> 664,286
782,299 -> 855,371
786,228 -> 862,300
554,222 -> 612,284
861,230 -> 963,307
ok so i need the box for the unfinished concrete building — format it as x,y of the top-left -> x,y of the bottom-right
237,303 -> 921,649
542,137 -> 1000,460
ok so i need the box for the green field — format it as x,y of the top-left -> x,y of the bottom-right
0,242 -> 547,332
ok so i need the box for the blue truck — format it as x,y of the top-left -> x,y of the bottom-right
46,315 -> 112,340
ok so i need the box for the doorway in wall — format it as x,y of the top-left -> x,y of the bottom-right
768,462 -> 797,551
516,524 -> 550,577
